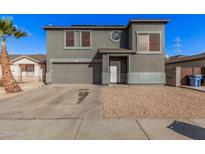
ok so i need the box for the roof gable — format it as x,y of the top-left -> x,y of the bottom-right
11,56 -> 41,64
0,54 -> 46,64
166,52 -> 205,64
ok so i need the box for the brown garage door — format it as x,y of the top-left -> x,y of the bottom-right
52,63 -> 101,84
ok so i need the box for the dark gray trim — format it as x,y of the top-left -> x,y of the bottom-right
43,19 -> 170,30
50,58 -> 102,63
46,73 -> 52,83
102,72 -> 109,84
127,19 -> 170,28
43,26 -> 127,30
99,49 -> 136,54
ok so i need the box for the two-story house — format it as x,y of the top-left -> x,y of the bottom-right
43,19 -> 169,85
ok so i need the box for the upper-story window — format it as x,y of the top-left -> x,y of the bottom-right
64,30 -> 92,49
136,31 -> 161,53
65,31 -> 75,47
110,31 -> 121,43
82,31 -> 90,47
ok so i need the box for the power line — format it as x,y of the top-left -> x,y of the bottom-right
173,37 -> 182,54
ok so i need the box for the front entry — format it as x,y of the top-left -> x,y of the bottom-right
110,65 -> 117,83
109,57 -> 127,84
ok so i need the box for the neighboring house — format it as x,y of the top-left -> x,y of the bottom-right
0,54 -> 46,82
165,52 -> 205,86
44,19 -> 169,84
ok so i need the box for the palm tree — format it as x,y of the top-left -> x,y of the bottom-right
0,17 -> 28,93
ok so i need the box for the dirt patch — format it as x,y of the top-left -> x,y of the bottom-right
102,85 -> 205,119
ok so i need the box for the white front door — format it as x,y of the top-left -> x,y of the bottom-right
110,66 -> 117,83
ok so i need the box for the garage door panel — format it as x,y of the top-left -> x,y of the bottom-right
52,63 -> 101,84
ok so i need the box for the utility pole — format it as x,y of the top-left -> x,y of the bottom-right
173,37 -> 182,55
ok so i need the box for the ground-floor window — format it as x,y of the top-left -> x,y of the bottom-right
20,64 -> 34,77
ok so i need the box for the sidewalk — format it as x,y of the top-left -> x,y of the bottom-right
0,118 -> 204,140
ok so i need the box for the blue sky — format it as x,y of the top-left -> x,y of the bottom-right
1,14 -> 205,56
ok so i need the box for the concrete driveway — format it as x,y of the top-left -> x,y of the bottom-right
0,84 -> 205,140
0,84 -> 102,119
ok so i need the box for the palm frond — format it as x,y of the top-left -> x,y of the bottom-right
14,29 -> 28,38
0,17 -> 28,40
0,17 -> 13,33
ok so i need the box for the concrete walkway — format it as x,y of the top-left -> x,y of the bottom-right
0,118 -> 205,139
180,85 -> 205,92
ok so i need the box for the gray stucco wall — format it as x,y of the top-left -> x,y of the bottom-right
46,29 -> 128,73
128,23 -> 165,73
46,22 -> 166,84
130,23 -> 165,51
127,23 -> 165,84
130,54 -> 164,72
46,29 -> 128,59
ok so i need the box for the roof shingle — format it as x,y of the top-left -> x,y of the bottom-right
166,52 -> 205,64
0,54 -> 46,64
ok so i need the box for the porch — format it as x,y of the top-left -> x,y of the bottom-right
99,48 -> 134,84
14,63 -> 44,82
99,48 -> 165,85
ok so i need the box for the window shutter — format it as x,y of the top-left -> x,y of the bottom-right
82,31 -> 90,47
66,31 -> 74,47
149,34 -> 160,51
137,34 -> 149,51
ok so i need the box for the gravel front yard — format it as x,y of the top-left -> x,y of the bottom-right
102,85 -> 205,119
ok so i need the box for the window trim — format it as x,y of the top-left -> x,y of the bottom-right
64,30 -> 92,50
64,30 -> 75,48
80,30 -> 92,48
136,30 -> 162,54
110,31 -> 121,43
